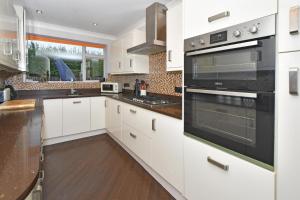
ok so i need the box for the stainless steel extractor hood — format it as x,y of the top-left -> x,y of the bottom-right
127,2 -> 167,55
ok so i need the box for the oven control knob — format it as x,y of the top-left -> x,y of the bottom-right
199,39 -> 205,45
249,25 -> 258,34
233,30 -> 241,37
190,42 -> 196,47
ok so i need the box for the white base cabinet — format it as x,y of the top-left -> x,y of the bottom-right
43,99 -> 63,139
184,136 -> 275,200
277,52 -> 300,200
90,97 -> 106,131
108,99 -> 122,141
183,0 -> 277,39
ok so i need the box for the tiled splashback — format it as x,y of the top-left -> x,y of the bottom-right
108,53 -> 182,96
5,52 -> 182,96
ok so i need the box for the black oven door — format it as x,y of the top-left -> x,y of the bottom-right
184,37 -> 275,92
184,88 -> 274,166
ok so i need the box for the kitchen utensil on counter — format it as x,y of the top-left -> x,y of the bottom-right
134,79 -> 141,97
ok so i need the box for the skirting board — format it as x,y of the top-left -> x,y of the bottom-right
43,129 -> 107,146
107,132 -> 187,200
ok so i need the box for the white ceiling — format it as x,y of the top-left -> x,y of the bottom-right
15,0 -> 171,37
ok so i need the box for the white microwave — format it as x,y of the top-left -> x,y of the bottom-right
100,82 -> 122,93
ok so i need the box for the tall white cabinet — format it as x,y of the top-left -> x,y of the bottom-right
183,0 -> 277,39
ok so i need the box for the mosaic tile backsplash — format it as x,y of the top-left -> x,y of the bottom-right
5,52 -> 182,96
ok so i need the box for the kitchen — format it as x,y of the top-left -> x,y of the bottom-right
0,0 -> 299,200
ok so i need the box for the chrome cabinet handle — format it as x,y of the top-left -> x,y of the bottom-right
104,100 -> 107,107
130,59 -> 133,67
207,156 -> 229,171
208,11 -> 230,22
118,62 -> 121,68
130,132 -> 137,139
168,50 -> 172,62
129,109 -> 136,114
73,101 -> 82,104
186,88 -> 257,99
39,170 -> 45,182
3,41 -> 13,55
117,105 -> 120,114
32,184 -> 42,200
40,152 -> 44,162
289,6 -> 300,34
152,119 -> 156,131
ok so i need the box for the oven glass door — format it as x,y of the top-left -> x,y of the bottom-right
184,89 -> 274,165
102,84 -> 114,92
184,37 -> 275,92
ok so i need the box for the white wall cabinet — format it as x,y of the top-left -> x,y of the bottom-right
62,98 -> 91,135
184,136 -> 275,200
278,0 -> 300,52
277,52 -> 300,200
109,29 -> 149,74
90,97 -> 106,131
43,99 -> 63,139
0,3 -> 26,71
166,0 -> 183,71
183,0 -> 277,39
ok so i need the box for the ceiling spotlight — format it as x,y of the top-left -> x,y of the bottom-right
92,23 -> 98,26
36,9 -> 43,15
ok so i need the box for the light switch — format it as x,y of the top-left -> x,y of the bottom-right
289,67 -> 299,95
289,6 -> 300,34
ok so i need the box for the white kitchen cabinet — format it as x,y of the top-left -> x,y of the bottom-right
109,29 -> 149,74
63,98 -> 91,135
150,113 -> 184,192
43,99 -> 63,139
0,3 -> 26,71
183,0 -> 277,39
90,97 -> 106,131
184,136 -> 275,200
166,0 -> 183,71
123,123 -> 152,165
105,98 -> 112,132
110,39 -> 123,73
109,99 -> 122,141
278,0 -> 300,52
277,52 -> 300,200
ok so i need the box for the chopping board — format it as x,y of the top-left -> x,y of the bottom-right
0,99 -> 36,110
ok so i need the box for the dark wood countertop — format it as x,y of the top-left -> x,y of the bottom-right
0,100 -> 42,200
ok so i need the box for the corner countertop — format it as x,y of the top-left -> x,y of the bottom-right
0,100 -> 42,200
17,89 -> 182,120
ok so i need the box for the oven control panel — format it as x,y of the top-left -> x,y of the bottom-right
184,14 -> 276,52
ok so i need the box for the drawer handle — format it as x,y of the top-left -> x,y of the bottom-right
130,59 -> 133,67
39,170 -> 45,183
73,101 -> 81,104
208,11 -> 230,22
130,109 -> 137,114
40,152 -> 44,162
117,105 -> 121,114
207,156 -> 229,171
168,50 -> 172,62
104,100 -> 107,107
152,118 -> 156,131
130,132 -> 137,139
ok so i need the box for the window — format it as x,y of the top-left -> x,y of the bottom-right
26,36 -> 105,82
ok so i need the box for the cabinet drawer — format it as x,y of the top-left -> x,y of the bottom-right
184,136 -> 274,200
63,98 -> 91,135
123,123 -> 152,166
123,104 -> 153,137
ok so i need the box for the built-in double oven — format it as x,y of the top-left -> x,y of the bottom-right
184,15 -> 276,166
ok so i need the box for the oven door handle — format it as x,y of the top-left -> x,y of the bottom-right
186,88 -> 257,99
186,40 -> 259,56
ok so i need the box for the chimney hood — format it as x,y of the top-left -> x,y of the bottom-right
127,2 -> 167,55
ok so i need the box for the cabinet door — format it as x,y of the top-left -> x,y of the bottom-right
184,0 -> 277,39
151,114 -> 184,192
43,99 -> 63,139
167,0 -> 183,71
110,40 -> 123,73
110,99 -> 122,141
63,98 -> 91,135
278,0 -> 300,52
184,136 -> 275,200
105,98 -> 112,132
90,97 -> 106,130
277,52 -> 300,200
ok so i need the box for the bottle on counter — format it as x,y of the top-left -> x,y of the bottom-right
134,79 -> 140,97
140,80 -> 148,96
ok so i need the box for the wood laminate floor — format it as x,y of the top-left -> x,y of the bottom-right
43,134 -> 175,200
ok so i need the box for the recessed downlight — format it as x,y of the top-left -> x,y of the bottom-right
36,9 -> 43,15
92,23 -> 98,26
